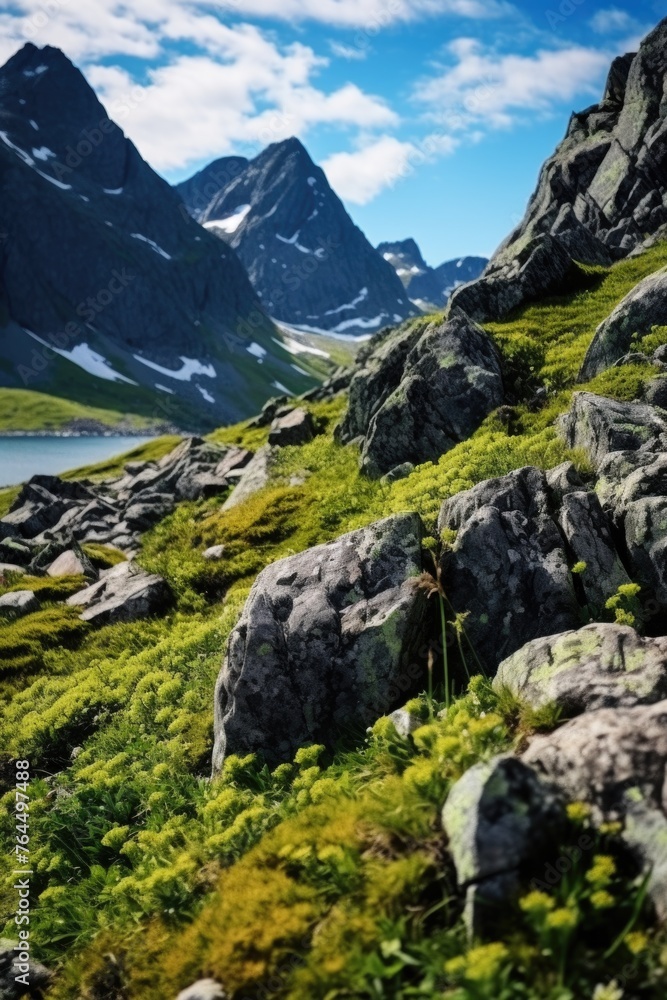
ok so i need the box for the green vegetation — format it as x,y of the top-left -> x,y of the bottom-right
62,435 -> 182,481
3,246 -> 667,997
0,388 -> 159,433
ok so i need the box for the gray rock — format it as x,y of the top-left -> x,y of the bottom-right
214,447 -> 252,479
212,513 -> 427,770
381,462 -> 415,485
67,561 -> 171,625
524,700 -> 667,919
337,308 -> 504,477
176,980 -> 226,1000
123,494 -> 175,531
545,461 -> 585,500
556,490 -> 630,608
222,446 -> 276,510
442,756 -> 565,934
267,407 -> 316,447
495,624 -> 667,716
203,545 -> 226,561
450,233 -> 573,323
47,547 -> 96,579
559,392 -> 667,470
580,267 -> 667,379
437,467 -> 580,672
0,590 -> 39,619
0,940 -> 52,999
645,375 -> 667,409
388,706 -> 424,738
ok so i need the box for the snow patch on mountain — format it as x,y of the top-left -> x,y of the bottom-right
25,331 -> 137,384
133,354 -> 216,381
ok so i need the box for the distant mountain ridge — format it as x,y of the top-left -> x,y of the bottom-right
176,139 -> 418,337
0,44 -> 320,429
377,239 -> 487,310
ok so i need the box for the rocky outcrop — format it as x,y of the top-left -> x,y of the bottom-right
0,942 -> 52,999
67,560 -> 171,625
221,446 -> 276,511
495,624 -> 667,716
176,138 -> 416,337
442,756 -> 565,933
336,309 -> 504,477
560,393 -> 667,604
560,392 -> 667,468
212,513 -> 427,770
450,20 -> 667,323
437,465 -> 628,672
525,701 -> 667,919
0,437 -> 236,566
450,234 -> 574,323
580,267 -> 667,378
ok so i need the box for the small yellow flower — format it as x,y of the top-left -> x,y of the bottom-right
444,955 -> 467,979
590,890 -> 615,909
592,982 -> 623,1000
566,801 -> 591,824
625,931 -> 649,955
519,890 -> 556,914
586,854 -> 617,887
545,907 -> 578,931
599,821 -> 623,836
464,942 -> 509,982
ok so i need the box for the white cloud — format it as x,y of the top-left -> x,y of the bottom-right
88,27 -> 397,171
322,136 -> 419,203
414,39 -> 611,131
329,40 -> 367,60
214,0 -> 516,26
589,8 -> 635,34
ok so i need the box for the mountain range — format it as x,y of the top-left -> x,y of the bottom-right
176,139 -> 418,337
377,238 -> 487,310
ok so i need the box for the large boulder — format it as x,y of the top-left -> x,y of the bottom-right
442,756 -> 565,934
495,624 -> 667,717
524,700 -> 667,919
580,267 -> 667,379
221,446 -> 276,511
560,394 -> 667,603
67,561 -> 171,625
436,466 -> 626,672
212,513 -> 427,770
559,392 -> 667,469
336,308 -> 504,478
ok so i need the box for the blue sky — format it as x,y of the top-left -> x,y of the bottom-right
1,0 -> 665,263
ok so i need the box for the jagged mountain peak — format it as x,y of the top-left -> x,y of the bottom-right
0,43 -> 319,428
378,237 -> 487,309
177,138 -> 417,337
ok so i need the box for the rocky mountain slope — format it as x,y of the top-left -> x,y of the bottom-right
452,18 -> 667,323
0,44 -> 322,431
176,139 -> 418,337
377,238 -> 487,309
6,16 -> 667,1000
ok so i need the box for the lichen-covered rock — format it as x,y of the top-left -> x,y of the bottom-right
438,467 -> 584,671
67,560 -> 171,625
442,756 -> 565,934
495,624 -> 667,716
46,546 -> 97,579
268,407 -> 315,447
212,513 -> 427,770
580,267 -> 667,378
524,700 -> 667,919
0,590 -> 39,619
450,233 -> 573,323
556,490 -> 630,607
337,308 -> 503,477
559,392 -> 667,470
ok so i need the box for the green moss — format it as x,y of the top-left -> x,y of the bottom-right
62,435 -> 182,481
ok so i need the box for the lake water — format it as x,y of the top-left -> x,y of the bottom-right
0,436 -> 153,488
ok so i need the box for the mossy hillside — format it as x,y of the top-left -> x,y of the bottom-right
3,247 -> 667,996
0,388 -> 160,433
